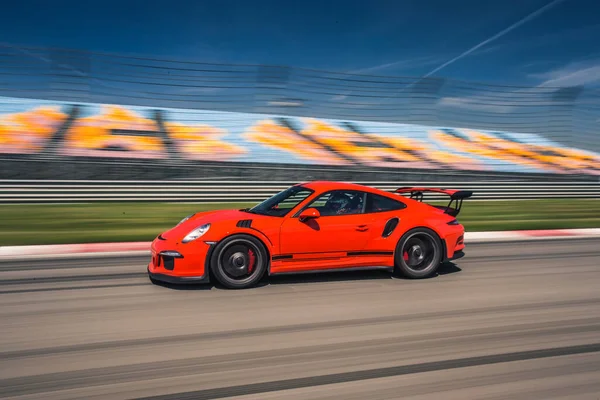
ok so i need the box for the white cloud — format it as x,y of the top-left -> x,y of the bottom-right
331,94 -> 348,102
179,87 -> 223,94
437,59 -> 600,113
532,61 -> 600,87
332,56 -> 446,102
438,96 -> 515,113
348,55 -> 445,75
469,24 -> 600,59
420,0 -> 568,78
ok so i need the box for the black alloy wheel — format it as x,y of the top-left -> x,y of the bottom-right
394,228 -> 442,279
210,234 -> 268,289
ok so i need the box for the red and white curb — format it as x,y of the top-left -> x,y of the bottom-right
465,228 -> 600,242
1,229 -> 599,260
0,242 -> 150,260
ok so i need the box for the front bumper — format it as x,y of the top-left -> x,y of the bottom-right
147,235 -> 214,284
148,268 -> 210,284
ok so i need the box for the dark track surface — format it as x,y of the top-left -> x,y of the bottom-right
1,239 -> 599,399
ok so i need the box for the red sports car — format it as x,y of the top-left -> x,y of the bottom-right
147,181 -> 472,289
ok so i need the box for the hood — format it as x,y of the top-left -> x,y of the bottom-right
159,208 -> 254,240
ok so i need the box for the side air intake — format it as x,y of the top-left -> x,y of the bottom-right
236,219 -> 253,228
382,217 -> 399,238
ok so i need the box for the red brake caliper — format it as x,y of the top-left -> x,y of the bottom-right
403,251 -> 409,262
247,249 -> 256,274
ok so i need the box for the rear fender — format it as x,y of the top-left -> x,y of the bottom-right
394,224 -> 443,251
396,220 -> 463,261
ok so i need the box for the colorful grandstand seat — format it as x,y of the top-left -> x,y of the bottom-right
0,106 -> 67,154
244,117 -> 484,171
0,95 -> 598,175
164,120 -> 246,161
244,118 -> 349,165
60,105 -> 166,159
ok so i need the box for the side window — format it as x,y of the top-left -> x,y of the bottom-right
365,193 -> 406,213
307,190 -> 365,216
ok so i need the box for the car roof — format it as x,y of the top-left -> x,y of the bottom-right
296,180 -> 423,208
297,180 -> 387,194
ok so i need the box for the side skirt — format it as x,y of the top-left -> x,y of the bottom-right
272,250 -> 393,261
269,251 -> 395,275
270,265 -> 394,276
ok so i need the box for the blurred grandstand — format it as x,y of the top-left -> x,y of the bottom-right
0,43 -> 599,186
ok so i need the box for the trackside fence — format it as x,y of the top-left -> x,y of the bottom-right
1,180 -> 598,203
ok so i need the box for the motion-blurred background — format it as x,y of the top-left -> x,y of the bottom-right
1,0 -> 599,246
2,3 -> 600,400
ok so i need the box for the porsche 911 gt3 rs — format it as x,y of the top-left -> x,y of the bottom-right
148,181 -> 472,289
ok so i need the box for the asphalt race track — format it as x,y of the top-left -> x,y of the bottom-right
1,239 -> 599,399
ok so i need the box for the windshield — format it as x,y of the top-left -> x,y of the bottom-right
246,185 -> 314,217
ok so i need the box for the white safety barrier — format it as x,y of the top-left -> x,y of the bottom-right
0,180 -> 598,203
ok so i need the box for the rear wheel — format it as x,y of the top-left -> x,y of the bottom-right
209,234 -> 268,289
394,228 -> 442,279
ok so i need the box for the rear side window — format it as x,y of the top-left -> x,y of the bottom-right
365,193 -> 406,213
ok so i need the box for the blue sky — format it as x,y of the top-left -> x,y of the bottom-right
1,0 -> 599,87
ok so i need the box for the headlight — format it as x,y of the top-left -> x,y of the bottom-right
182,223 -> 210,243
177,214 -> 194,226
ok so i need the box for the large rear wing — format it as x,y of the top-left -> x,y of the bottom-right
394,187 -> 473,217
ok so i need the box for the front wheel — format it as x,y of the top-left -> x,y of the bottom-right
209,234 -> 268,289
394,228 -> 443,279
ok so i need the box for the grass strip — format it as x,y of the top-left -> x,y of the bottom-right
1,199 -> 599,246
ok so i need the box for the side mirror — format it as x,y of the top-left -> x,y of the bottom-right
299,207 -> 320,222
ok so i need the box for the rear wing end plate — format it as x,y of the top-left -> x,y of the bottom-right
394,187 -> 473,217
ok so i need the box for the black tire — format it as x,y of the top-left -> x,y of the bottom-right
394,228 -> 443,279
209,234 -> 269,289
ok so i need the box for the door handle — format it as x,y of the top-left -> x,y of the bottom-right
356,224 -> 368,232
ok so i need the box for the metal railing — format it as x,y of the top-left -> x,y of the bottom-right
1,180 -> 598,203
